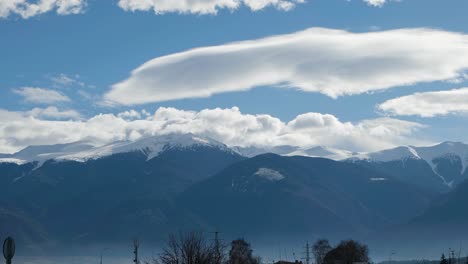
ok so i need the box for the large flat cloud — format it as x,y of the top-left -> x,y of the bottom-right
0,106 -> 426,154
117,0 -> 305,14
0,0 -> 87,19
378,87 -> 468,117
105,28 -> 468,105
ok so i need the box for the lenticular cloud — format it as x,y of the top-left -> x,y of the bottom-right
106,28 -> 468,105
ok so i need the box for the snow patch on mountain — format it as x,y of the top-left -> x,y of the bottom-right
370,177 -> 387,181
254,168 -> 285,181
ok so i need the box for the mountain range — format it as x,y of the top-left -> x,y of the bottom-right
1,134 -> 468,255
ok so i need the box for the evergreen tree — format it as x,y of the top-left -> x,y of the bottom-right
228,239 -> 260,264
323,240 -> 369,264
441,254 -> 449,264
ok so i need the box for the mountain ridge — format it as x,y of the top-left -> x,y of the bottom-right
2,135 -> 468,193
0,133 -> 234,165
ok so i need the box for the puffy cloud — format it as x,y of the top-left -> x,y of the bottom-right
13,87 -> 70,104
378,88 -> 468,117
0,0 -> 87,19
118,109 -> 144,120
0,106 -> 426,154
117,0 -> 304,15
106,28 -> 468,105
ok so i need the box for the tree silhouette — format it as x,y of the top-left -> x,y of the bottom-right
323,240 -> 369,264
441,254 -> 448,264
157,232 -> 215,264
313,239 -> 332,264
228,239 -> 260,264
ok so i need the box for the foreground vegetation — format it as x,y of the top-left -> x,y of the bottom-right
142,232 -> 369,264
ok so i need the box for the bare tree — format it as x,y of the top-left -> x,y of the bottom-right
313,239 -> 332,264
158,232 -> 216,264
212,232 -> 228,264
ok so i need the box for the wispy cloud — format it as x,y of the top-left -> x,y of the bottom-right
0,106 -> 426,154
13,87 -> 70,104
378,88 -> 468,117
50,73 -> 85,88
0,0 -> 87,19
106,28 -> 468,105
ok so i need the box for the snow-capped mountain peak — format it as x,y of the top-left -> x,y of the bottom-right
350,141 -> 468,187
0,133 -> 233,164
413,141 -> 468,176
353,145 -> 421,162
233,145 -> 354,160
60,133 -> 232,162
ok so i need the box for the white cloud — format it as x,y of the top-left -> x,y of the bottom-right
378,88 -> 468,117
27,106 -> 81,120
13,87 -> 70,104
117,109 -> 143,120
106,28 -> 468,105
361,0 -> 400,7
0,106 -> 427,154
117,0 -> 304,15
50,73 -> 85,88
363,0 -> 387,7
0,0 -> 87,19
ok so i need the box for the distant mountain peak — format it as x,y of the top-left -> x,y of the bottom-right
438,141 -> 466,147
0,133 -> 234,164
352,145 -> 421,162
351,141 -> 468,188
233,145 -> 353,160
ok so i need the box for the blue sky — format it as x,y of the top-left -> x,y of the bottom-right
1,0 -> 468,153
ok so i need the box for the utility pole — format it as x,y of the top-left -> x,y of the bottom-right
303,241 -> 311,264
133,240 -> 140,264
389,251 -> 396,264
213,230 -> 223,264
100,248 -> 109,264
